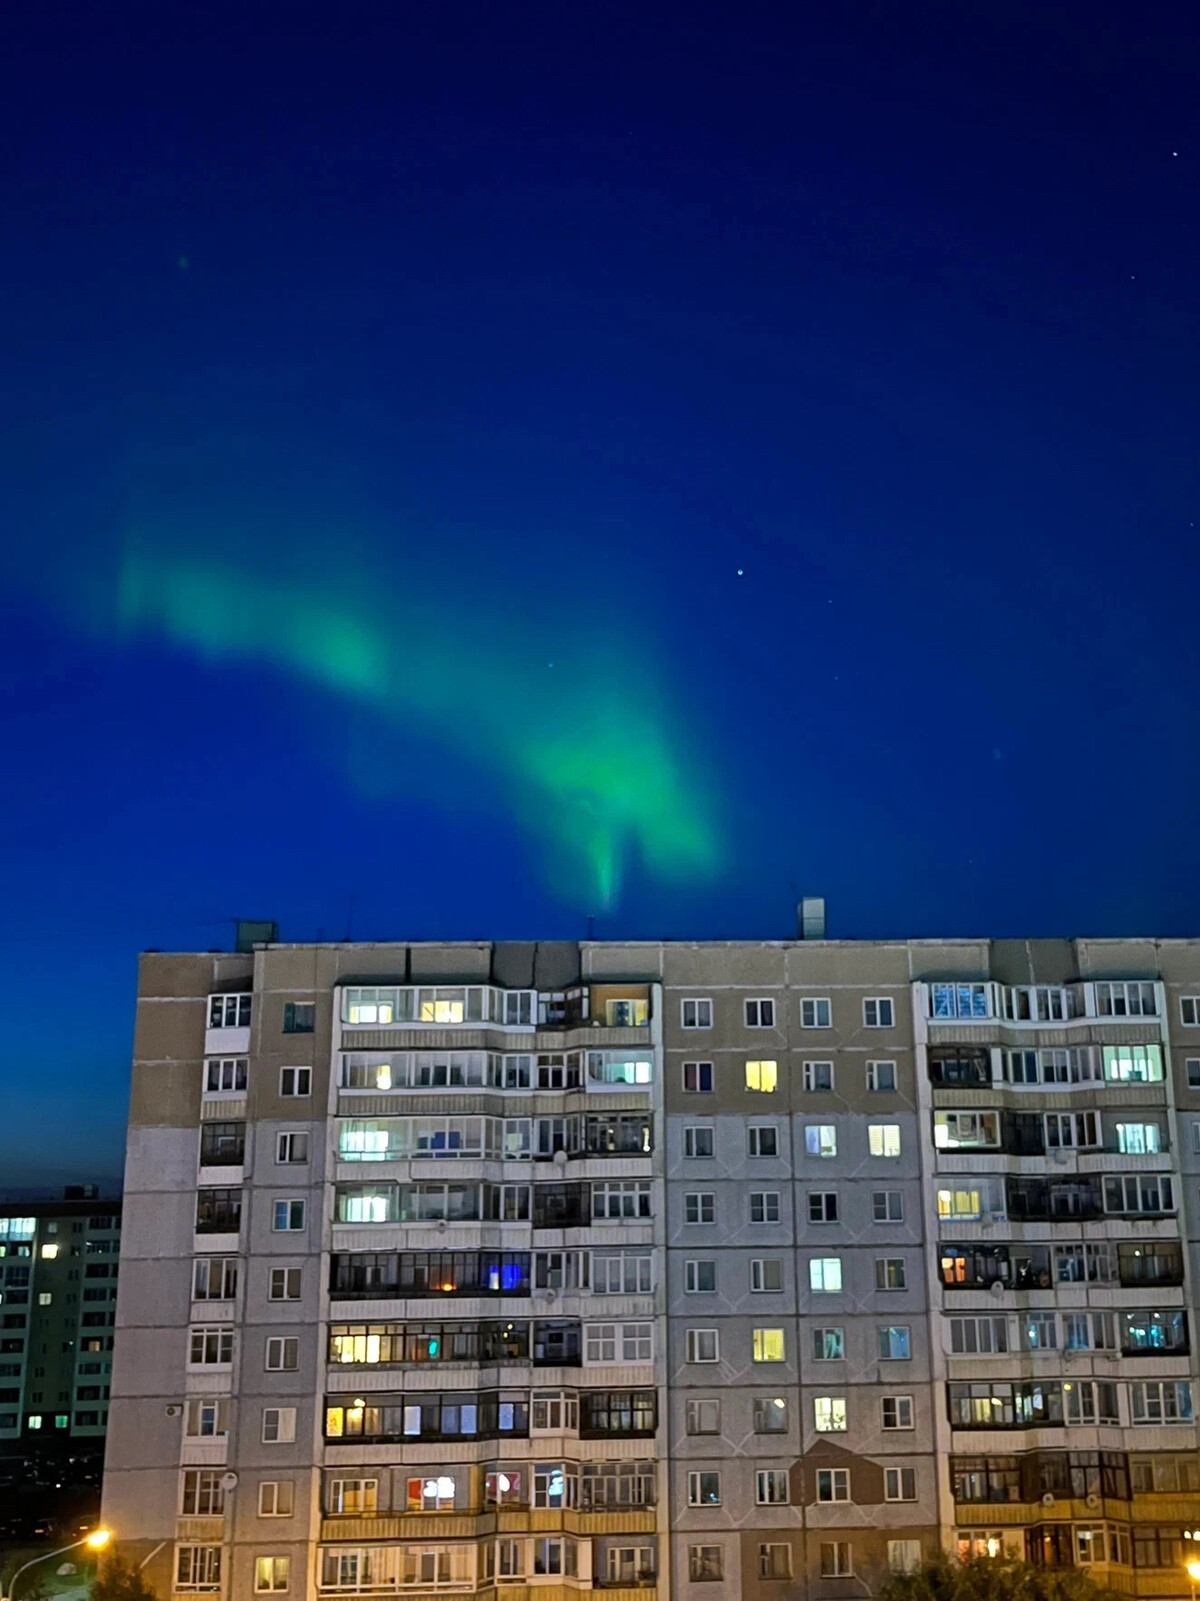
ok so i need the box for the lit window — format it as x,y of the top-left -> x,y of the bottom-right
756,1469 -> 790,1505
814,1396 -> 847,1432
869,1124 -> 901,1158
687,1471 -> 721,1506
752,1327 -> 785,1362
40,1244 -> 58,1261
753,1396 -> 788,1432
809,1258 -> 842,1293
805,1125 -> 837,1157
812,1327 -> 844,1360
878,1325 -> 911,1360
888,1542 -> 921,1574
254,1557 -> 290,1593
745,1060 -> 777,1093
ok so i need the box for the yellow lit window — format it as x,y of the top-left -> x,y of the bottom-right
746,1060 -> 778,1093
937,1189 -> 981,1220
41,1244 -> 59,1260
869,1124 -> 901,1157
420,999 -> 465,1023
753,1327 -> 785,1363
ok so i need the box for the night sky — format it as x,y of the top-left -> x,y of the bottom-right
3,1 -> 1199,1183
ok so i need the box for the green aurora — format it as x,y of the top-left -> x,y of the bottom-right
113,545 -> 722,908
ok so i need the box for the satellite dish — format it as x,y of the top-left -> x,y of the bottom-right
437,1220 -> 449,1232
221,1472 -> 239,1490
1042,1493 -> 1055,1507
1086,1494 -> 1100,1510
553,1149 -> 568,1167
990,1279 -> 1006,1297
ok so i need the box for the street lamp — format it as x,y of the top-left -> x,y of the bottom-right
1,1529 -> 111,1601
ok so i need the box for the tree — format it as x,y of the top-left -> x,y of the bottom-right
90,1555 -> 158,1601
882,1553 -> 1123,1601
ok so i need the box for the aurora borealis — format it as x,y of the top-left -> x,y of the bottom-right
112,539 -> 720,908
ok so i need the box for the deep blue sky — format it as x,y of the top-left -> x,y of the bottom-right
3,0 -> 1199,1183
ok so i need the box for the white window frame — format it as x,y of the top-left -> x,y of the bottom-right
687,1470 -> 721,1506
805,1125 -> 837,1158
801,997 -> 831,1028
276,1131 -> 309,1165
684,1259 -> 716,1293
868,1123 -> 901,1158
686,1328 -> 720,1364
745,998 -> 775,1028
881,1394 -> 915,1430
272,1199 -> 306,1232
802,1060 -> 834,1092
684,1126 -> 714,1158
682,1060 -> 714,1093
1181,996 -> 1200,1026
685,1398 -> 720,1435
748,1125 -> 778,1157
265,1336 -> 299,1372
258,1480 -> 295,1517
684,1192 -> 715,1225
863,997 -> 894,1028
816,1467 -> 850,1502
269,1267 -> 302,1301
813,1396 -> 847,1433
884,1467 -> 917,1502
750,1258 -> 783,1293
262,1406 -> 297,1444
809,1257 -> 843,1293
749,1191 -> 780,1224
279,1066 -> 311,1098
866,1059 -> 897,1091
681,999 -> 713,1029
755,1469 -> 790,1505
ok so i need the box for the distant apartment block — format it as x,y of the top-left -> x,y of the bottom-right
0,1187 -> 121,1442
103,930 -> 1200,1599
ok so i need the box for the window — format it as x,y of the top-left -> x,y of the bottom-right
269,1267 -> 302,1301
814,1395 -> 847,1432
686,1329 -> 720,1363
872,1190 -> 904,1222
1131,1381 -> 1193,1424
592,1181 -> 651,1219
949,1316 -> 1008,1354
684,1193 -> 715,1225
759,1545 -> 792,1581
756,1469 -> 790,1505
591,1251 -> 652,1294
806,1125 -> 836,1157
882,1395 -> 914,1430
801,998 -> 831,1028
809,1258 -> 842,1293
753,1328 -> 785,1362
869,1124 -> 901,1157
803,1060 -> 834,1092
684,1127 -> 714,1158
809,1192 -> 838,1223
744,998 -> 775,1029
867,1059 -> 897,1092
682,999 -> 713,1029
874,1256 -> 906,1290
259,1481 -> 295,1517
205,1058 -> 247,1093
181,1470 -> 226,1516
189,1327 -> 233,1366
929,982 -> 990,1020
753,1395 -> 788,1432
745,1060 -> 778,1092
266,1337 -> 299,1372
751,1259 -> 783,1293
817,1468 -> 850,1502
685,1398 -> 720,1435
750,1191 -> 780,1223
812,1327 -> 844,1361
687,1471 -> 721,1506
885,1467 -> 917,1502
176,1546 -> 222,1593
280,1066 -> 311,1098
685,1260 -> 716,1293
184,1399 -> 229,1438
936,1111 -> 1001,1149
1103,1044 -> 1163,1082
1181,996 -> 1200,1025
193,1257 -> 238,1301
878,1325 -> 911,1360
1116,1122 -> 1161,1154
276,1132 -> 309,1164
1022,1312 -> 1057,1352
255,1557 -> 290,1593
748,1126 -> 778,1157
682,1061 -> 714,1093
328,1478 -> 379,1514
1189,1059 -> 1200,1088
283,1002 -> 315,1034
410,1475 -> 458,1511
209,994 -> 252,1029
864,997 -> 894,1028
262,1407 -> 297,1443
888,1542 -> 921,1575
606,1549 -> 653,1584
272,1200 -> 305,1232
689,1546 -> 723,1583
195,1187 -> 241,1234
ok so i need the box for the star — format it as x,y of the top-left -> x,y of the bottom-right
736,569 -> 743,576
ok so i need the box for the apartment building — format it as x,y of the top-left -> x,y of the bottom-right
103,932 -> 1200,1601
0,1187 -> 122,1442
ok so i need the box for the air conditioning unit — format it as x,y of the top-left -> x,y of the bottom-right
165,1404 -> 182,1417
1042,1492 -> 1056,1507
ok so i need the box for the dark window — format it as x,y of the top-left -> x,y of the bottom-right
199,1123 -> 245,1166
196,1189 -> 242,1235
283,1002 -> 315,1034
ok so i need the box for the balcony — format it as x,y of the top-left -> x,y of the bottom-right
929,1050 -> 992,1088
329,1251 -> 532,1299
1118,1250 -> 1184,1289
